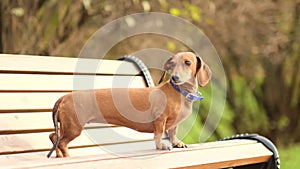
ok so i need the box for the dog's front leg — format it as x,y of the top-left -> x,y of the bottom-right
168,126 -> 187,148
154,118 -> 171,150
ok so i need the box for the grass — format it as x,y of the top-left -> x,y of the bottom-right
278,143 -> 300,168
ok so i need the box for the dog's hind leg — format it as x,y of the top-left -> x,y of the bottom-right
58,122 -> 83,157
49,132 -> 63,157
57,138 -> 72,157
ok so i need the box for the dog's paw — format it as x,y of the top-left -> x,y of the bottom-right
172,141 -> 187,148
156,143 -> 172,151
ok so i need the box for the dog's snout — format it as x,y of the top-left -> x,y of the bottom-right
171,75 -> 180,82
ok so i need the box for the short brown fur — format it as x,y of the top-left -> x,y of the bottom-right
47,52 -> 211,158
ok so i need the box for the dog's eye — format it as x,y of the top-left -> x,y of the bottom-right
170,61 -> 176,67
184,60 -> 191,66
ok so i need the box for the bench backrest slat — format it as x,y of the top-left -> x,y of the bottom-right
0,113 -> 115,134
0,74 -> 146,92
0,54 -> 141,75
0,54 -> 153,157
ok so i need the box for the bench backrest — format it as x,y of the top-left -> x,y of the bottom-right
0,54 -> 155,157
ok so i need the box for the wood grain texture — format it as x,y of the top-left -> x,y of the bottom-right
0,140 -> 272,169
0,92 -> 68,112
0,54 -> 273,169
0,112 -> 116,134
0,127 -> 155,155
0,54 -> 141,75
0,74 -> 146,92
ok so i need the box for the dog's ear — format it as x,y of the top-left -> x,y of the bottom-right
163,57 -> 173,71
196,56 -> 212,87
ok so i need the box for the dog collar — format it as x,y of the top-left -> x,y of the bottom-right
170,80 -> 204,102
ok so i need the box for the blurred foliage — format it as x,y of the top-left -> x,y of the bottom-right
1,0 -> 300,146
278,144 -> 300,168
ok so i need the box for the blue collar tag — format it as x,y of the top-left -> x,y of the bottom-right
170,80 -> 204,102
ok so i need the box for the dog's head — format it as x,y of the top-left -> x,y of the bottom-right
163,52 -> 211,87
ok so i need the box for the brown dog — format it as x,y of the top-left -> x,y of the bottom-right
47,52 -> 211,158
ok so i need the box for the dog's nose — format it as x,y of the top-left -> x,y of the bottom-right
171,75 -> 180,82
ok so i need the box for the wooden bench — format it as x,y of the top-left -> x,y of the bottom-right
0,54 -> 275,169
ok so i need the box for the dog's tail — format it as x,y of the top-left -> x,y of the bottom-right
47,98 -> 61,158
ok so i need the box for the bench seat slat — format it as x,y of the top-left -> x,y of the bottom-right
0,127 -> 155,155
0,74 -> 146,92
0,54 -> 141,75
62,142 -> 270,169
0,140 -> 157,164
0,140 -> 272,169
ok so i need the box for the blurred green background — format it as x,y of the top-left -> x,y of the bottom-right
1,0 -> 299,167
